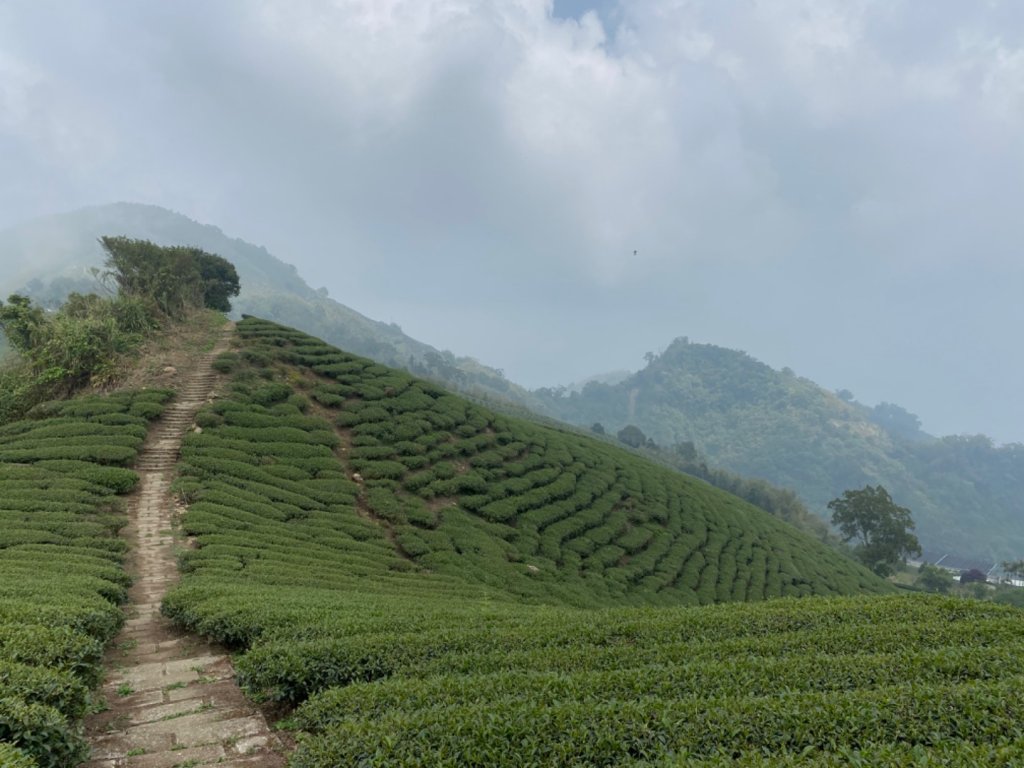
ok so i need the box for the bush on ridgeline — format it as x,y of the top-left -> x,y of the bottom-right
100,236 -> 240,317
616,424 -> 648,449
0,238 -> 240,423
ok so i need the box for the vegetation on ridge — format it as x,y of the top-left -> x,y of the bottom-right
0,237 -> 238,423
828,485 -> 921,577
167,318 -> 885,614
0,204 -> 899,544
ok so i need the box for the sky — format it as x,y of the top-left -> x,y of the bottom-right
1,0 -> 1023,443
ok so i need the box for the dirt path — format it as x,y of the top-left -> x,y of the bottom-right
84,326 -> 287,768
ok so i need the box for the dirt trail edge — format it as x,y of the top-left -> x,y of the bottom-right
84,325 -> 287,768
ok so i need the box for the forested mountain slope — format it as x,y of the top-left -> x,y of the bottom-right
537,337 -> 1024,567
7,205 -> 1020,567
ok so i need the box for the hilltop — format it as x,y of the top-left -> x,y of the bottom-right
0,203 -> 534,408
536,337 -> 1024,567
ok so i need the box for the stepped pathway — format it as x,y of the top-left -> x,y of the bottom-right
84,326 -> 287,768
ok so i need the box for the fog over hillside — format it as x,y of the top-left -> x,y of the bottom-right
1,1 -> 1022,443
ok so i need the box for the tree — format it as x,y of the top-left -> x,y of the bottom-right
590,422 -> 605,435
828,485 -> 921,577
100,237 -> 240,317
193,250 -> 241,312
0,295 -> 47,353
915,563 -> 953,594
616,424 -> 647,449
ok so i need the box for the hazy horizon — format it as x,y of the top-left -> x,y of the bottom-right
1,1 -> 1022,444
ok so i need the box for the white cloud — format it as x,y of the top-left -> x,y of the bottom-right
1,0 -> 1023,440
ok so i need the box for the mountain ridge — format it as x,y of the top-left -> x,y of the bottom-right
5,203 -> 1020,567
536,336 -> 1024,566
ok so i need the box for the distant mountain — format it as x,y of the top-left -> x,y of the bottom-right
0,203 -> 537,407
536,337 -> 1024,568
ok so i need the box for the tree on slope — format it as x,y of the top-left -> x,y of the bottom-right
828,485 -> 921,577
0,294 -> 47,353
915,563 -> 953,594
100,237 -> 240,317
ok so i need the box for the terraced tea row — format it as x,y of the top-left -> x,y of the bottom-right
0,391 -> 171,767
260,598 -> 1024,767
176,317 -> 885,609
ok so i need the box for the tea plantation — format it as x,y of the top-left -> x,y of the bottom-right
155,318 -> 1024,766
0,389 -> 171,767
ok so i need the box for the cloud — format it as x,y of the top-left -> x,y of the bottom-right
1,0 -> 1023,441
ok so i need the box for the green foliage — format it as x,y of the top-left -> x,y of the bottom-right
0,698 -> 88,768
100,236 -> 239,316
0,742 -> 37,768
0,236 -> 234,423
0,295 -> 47,353
915,563 -> 954,594
194,249 -> 242,312
535,338 -> 1024,565
616,424 -> 648,448
0,389 -> 163,764
0,292 -> 161,422
155,319 -> 951,767
212,351 -> 239,374
56,316 -> 1002,768
281,596 -> 1024,767
829,486 -> 921,577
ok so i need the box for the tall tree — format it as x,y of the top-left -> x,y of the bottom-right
99,237 -> 240,317
828,485 -> 921,577
0,294 -> 48,353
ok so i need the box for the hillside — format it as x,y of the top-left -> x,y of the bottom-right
1,317 -> 1022,766
154,319 -> 1022,766
0,203 -> 535,408
167,318 -> 886,612
537,337 -> 1024,567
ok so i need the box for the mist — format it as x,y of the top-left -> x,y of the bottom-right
1,0 -> 1022,442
